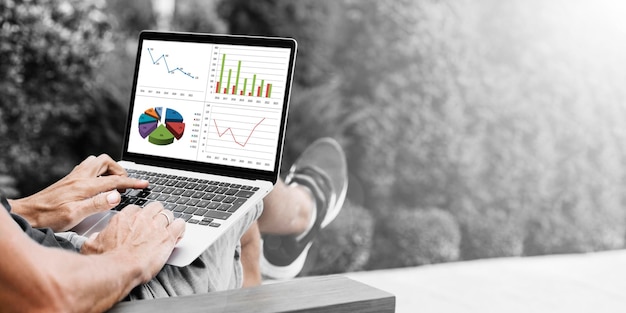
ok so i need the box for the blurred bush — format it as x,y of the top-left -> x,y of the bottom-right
368,208 -> 461,269
0,0 -> 117,195
0,174 -> 19,198
301,200 -> 375,275
4,0 -> 626,274
215,0 -> 626,271
217,0 -> 347,169
457,201 -> 525,259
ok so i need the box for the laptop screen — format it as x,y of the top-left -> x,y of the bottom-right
123,32 -> 297,179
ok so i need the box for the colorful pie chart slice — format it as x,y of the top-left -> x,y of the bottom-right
139,121 -> 158,138
165,108 -> 183,123
166,122 -> 185,140
148,124 -> 175,145
139,113 -> 157,125
144,107 -> 161,120
138,107 -> 185,145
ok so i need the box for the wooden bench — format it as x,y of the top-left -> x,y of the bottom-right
108,275 -> 395,313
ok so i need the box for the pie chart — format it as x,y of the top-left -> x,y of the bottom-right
138,107 -> 185,145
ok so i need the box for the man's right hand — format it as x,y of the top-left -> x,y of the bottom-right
80,202 -> 185,283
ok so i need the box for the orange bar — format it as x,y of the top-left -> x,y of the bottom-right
232,85 -> 236,94
223,88 -> 228,94
216,82 -> 220,93
257,86 -> 261,97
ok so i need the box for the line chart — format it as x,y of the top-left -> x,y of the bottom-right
136,40 -> 211,95
213,117 -> 266,147
200,104 -> 281,170
146,48 -> 198,79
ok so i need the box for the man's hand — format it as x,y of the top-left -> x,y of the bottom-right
81,202 -> 185,282
9,154 -> 149,231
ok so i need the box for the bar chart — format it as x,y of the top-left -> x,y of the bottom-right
209,45 -> 290,103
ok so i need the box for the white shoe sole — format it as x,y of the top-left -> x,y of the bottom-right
260,238 -> 313,280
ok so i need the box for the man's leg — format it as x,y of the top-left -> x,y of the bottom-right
240,181 -> 316,287
259,138 -> 348,279
257,179 -> 315,236
240,221 -> 261,287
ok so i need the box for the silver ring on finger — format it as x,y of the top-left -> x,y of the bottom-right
158,211 -> 172,226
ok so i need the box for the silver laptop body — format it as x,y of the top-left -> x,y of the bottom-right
73,31 -> 297,267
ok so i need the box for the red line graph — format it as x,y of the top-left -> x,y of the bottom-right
213,118 -> 266,147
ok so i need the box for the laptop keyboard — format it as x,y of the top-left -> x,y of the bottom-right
116,169 -> 259,227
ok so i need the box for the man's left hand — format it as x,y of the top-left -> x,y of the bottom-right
9,154 -> 149,231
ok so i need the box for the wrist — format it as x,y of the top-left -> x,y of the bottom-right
81,241 -> 152,284
7,198 -> 40,226
105,250 -> 148,285
77,251 -> 147,304
9,196 -> 73,231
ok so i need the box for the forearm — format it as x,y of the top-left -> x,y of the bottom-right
0,194 -> 182,312
46,250 -> 145,312
1,243 -> 145,313
8,197 -> 58,228
0,211 -> 146,313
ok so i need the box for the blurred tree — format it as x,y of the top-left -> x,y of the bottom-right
218,0 -> 343,87
106,0 -> 155,38
216,0 -> 626,271
339,0 -> 626,264
171,0 -> 225,34
5,0 -> 626,273
99,0 -> 157,108
217,0 -> 348,172
456,0 -> 626,256
0,0 -> 115,195
216,0 -> 372,271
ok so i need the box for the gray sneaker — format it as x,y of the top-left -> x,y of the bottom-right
261,138 -> 348,279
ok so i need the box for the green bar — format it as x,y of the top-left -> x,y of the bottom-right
227,69 -> 232,94
260,80 -> 265,97
218,54 -> 226,94
251,74 -> 257,96
268,84 -> 272,98
243,78 -> 247,95
234,60 -> 241,94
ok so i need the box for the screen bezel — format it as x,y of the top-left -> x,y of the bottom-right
121,31 -> 297,184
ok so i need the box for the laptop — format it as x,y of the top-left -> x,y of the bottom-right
72,31 -> 297,267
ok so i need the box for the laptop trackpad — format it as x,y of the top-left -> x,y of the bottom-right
73,211 -> 117,237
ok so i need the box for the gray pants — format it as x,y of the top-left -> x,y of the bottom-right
130,201 -> 263,299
